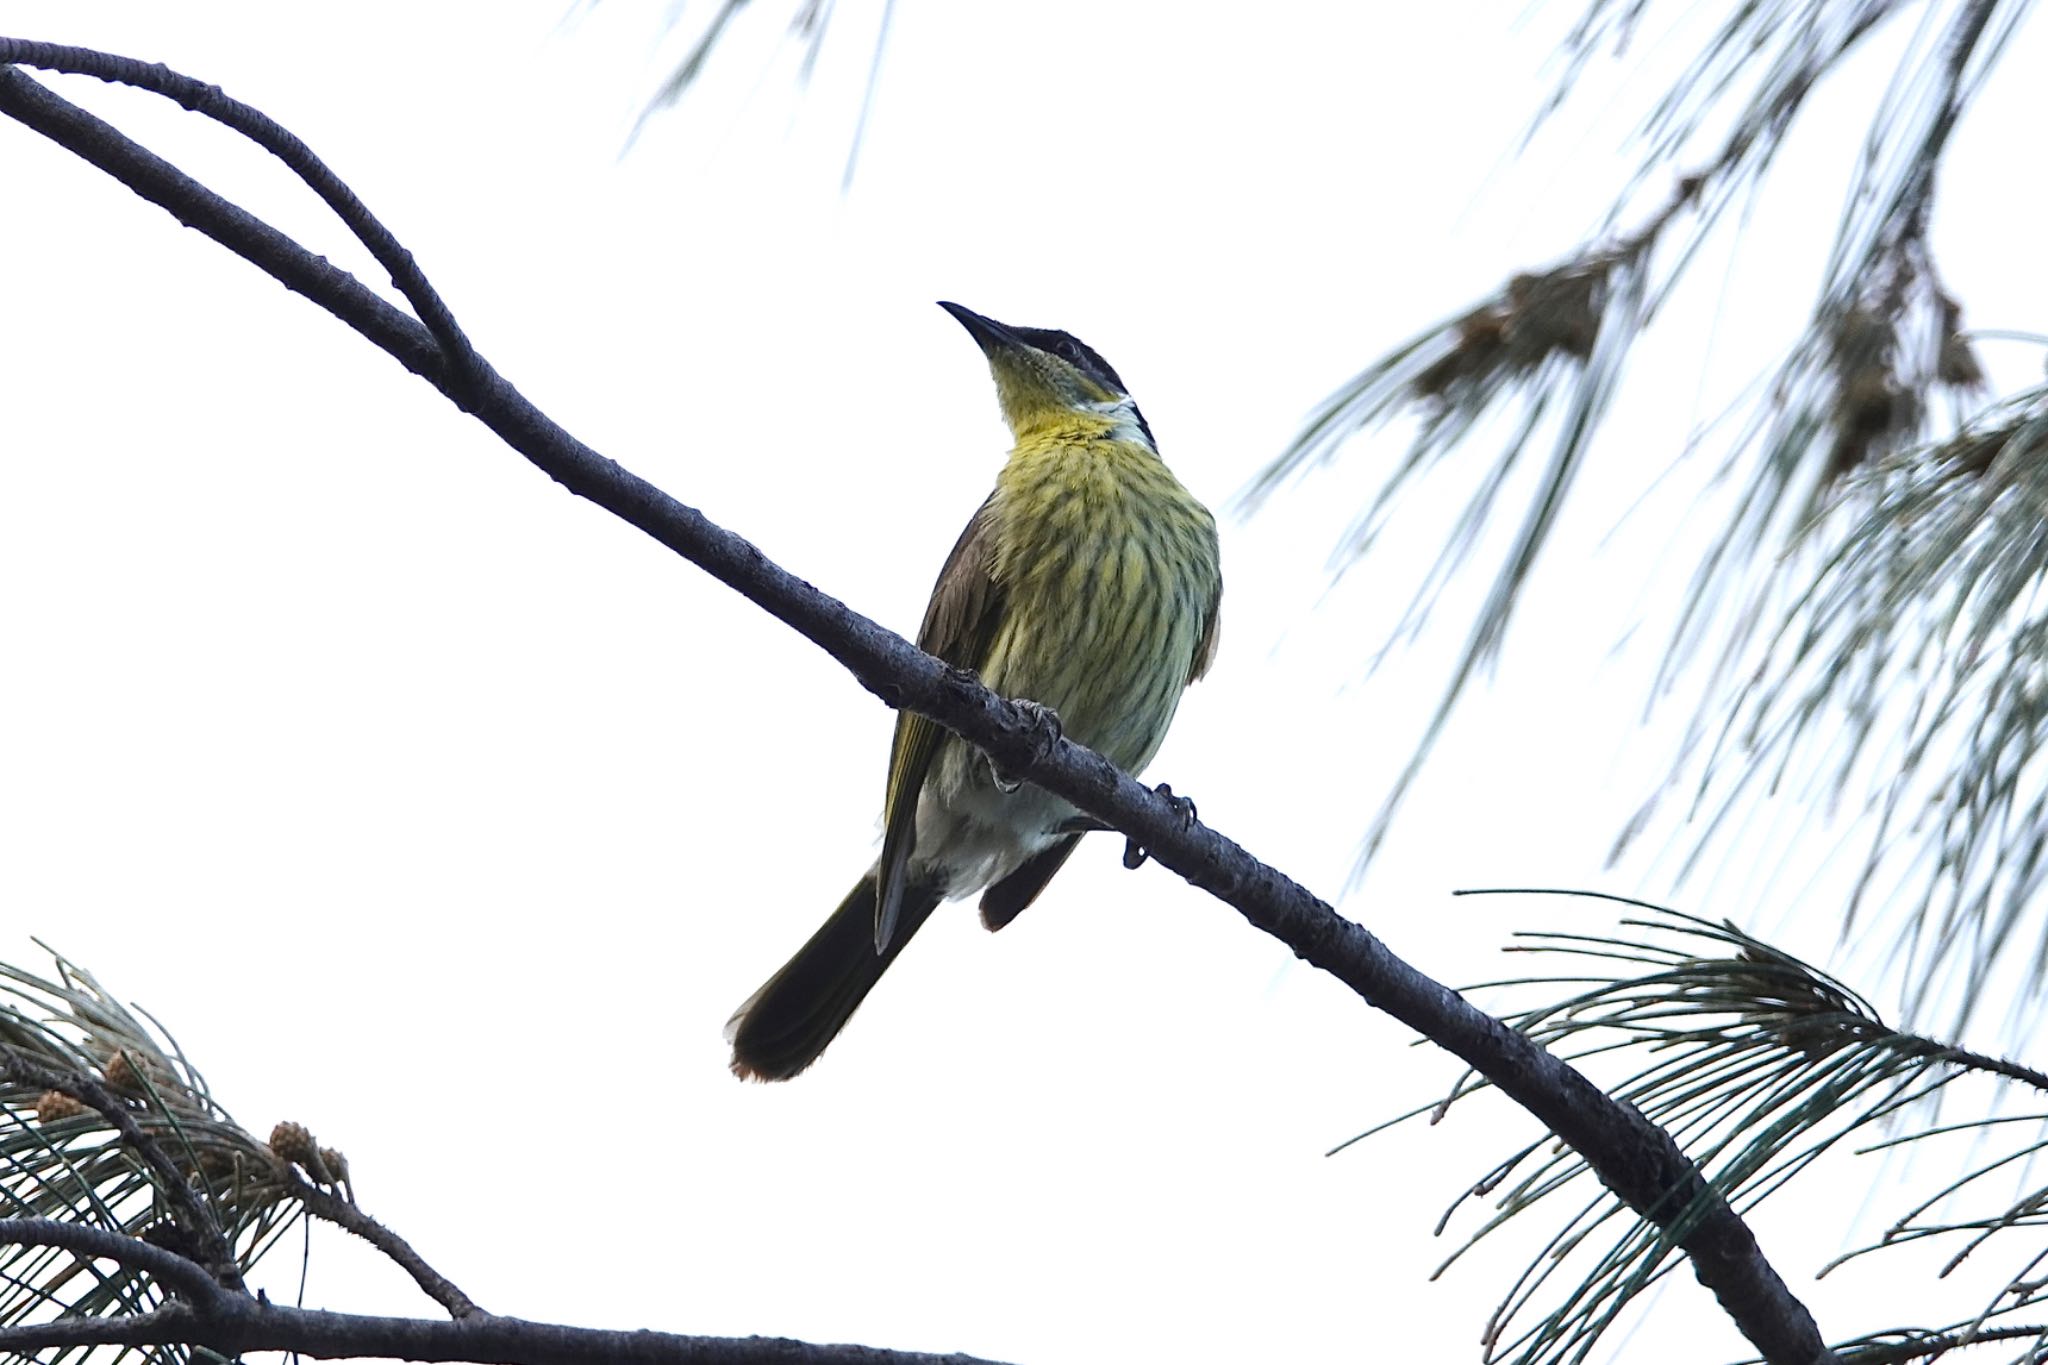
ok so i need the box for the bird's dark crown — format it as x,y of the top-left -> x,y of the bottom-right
1012,326 -> 1130,397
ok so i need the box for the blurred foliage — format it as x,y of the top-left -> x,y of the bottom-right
1355,893 -> 2048,1365
1653,382 -> 2048,1034
0,947 -> 309,1365
609,0 -> 895,180
1237,0 -> 2042,1022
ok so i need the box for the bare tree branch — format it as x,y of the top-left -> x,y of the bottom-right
0,39 -> 478,378
0,1220 -> 1007,1365
278,1166 -> 482,1320
0,43 -> 1838,1365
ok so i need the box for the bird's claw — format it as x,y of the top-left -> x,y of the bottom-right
1123,783 -> 1197,869
990,700 -> 1063,794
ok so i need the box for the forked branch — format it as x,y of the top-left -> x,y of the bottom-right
0,41 -> 1836,1365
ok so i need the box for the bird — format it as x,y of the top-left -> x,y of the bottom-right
725,301 -> 1222,1081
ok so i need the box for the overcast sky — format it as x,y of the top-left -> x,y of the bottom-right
7,4 -> 2048,1363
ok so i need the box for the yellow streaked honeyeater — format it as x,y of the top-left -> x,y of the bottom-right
725,301 -> 1223,1081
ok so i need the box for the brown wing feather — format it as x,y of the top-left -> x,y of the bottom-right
874,495 -> 1005,951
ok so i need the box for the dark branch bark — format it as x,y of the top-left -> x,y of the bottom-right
0,39 -> 479,379
280,1169 -> 484,1319
0,1221 -> 1007,1365
1,1217 -> 227,1305
0,43 -> 1840,1365
1,1052 -> 247,1295
0,1308 -> 1011,1365
4,1050 -> 483,1318
1841,1324 -> 2048,1365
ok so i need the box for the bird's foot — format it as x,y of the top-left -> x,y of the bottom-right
1123,783 -> 1197,870
990,699 -> 1063,794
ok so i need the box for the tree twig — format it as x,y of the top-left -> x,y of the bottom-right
0,44 -> 1840,1365
1840,1323 -> 2048,1365
0,39 -> 478,382
278,1167 -> 482,1319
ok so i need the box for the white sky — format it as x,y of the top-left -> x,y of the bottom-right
6,3 -> 2048,1363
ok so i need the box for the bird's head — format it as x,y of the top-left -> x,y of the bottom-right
939,301 -> 1155,448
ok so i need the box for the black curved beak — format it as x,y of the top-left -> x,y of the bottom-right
938,300 -> 1023,356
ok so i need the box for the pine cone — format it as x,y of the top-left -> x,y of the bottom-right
35,1090 -> 88,1122
269,1120 -> 317,1168
103,1050 -> 141,1092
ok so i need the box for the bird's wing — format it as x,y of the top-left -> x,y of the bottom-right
1189,575 -> 1223,683
978,832 -> 1081,931
874,494 -> 1005,951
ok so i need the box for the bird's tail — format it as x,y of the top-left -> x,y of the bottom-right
726,873 -> 942,1081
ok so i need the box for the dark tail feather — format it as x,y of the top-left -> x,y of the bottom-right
726,874 -> 942,1081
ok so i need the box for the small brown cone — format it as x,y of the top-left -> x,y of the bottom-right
103,1050 -> 140,1092
35,1091 -> 88,1123
269,1120 -> 317,1169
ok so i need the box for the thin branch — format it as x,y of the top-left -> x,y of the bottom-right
0,1305 -> 1013,1365
0,1051 -> 246,1295
0,40 -> 478,381
276,1168 -> 481,1319
0,45 -> 1839,1365
1840,1322 -> 2048,1365
0,1219 -> 230,1307
0,1221 -> 1004,1365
